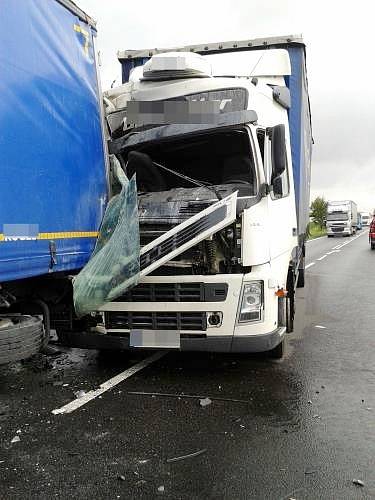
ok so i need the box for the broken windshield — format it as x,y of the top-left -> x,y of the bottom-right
120,127 -> 258,197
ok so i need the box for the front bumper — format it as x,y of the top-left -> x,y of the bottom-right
327,227 -> 350,235
58,326 -> 286,354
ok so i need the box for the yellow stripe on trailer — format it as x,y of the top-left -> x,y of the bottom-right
37,231 -> 98,240
0,231 -> 98,241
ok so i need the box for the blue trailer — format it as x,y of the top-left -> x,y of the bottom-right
0,0 -> 108,362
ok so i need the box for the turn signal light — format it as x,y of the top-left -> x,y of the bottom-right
275,288 -> 288,298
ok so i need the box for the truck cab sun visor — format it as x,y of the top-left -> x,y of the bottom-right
108,110 -> 258,154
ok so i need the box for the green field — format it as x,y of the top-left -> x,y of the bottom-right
307,222 -> 327,239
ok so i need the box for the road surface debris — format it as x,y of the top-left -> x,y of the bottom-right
199,397 -> 212,407
352,479 -> 364,487
167,449 -> 207,463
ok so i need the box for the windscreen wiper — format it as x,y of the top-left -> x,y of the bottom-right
152,161 -> 222,200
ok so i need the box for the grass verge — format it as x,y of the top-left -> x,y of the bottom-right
307,222 -> 327,239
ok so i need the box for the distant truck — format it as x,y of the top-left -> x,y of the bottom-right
65,35 -> 313,359
357,213 -> 363,230
0,0 -> 108,363
360,212 -> 371,226
326,201 -> 358,237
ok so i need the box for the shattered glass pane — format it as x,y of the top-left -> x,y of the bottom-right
73,159 -> 140,317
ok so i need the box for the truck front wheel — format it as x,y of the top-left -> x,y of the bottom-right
296,268 -> 305,288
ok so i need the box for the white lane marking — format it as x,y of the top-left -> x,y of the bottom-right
52,351 -> 166,415
307,232 -> 366,270
335,232 -> 365,250
314,325 -> 327,329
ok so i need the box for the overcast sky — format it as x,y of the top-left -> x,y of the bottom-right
79,0 -> 375,212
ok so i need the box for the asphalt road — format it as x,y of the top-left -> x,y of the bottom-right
1,230 -> 374,499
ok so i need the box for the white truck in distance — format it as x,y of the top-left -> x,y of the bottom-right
81,36 -> 312,359
326,200 -> 358,237
360,212 -> 371,226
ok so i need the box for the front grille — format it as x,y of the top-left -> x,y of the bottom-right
105,311 -> 207,331
178,202 -> 212,215
332,227 -> 344,232
140,224 -> 174,246
114,282 -> 228,302
140,205 -> 227,271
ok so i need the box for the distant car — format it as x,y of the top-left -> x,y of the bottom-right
369,219 -> 375,250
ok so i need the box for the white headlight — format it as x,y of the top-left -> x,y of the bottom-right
238,281 -> 263,323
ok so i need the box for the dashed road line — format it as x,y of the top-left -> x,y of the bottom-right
306,232 -> 366,271
317,255 -> 327,261
52,351 -> 166,415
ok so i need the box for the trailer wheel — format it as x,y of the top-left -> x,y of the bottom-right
0,315 -> 44,365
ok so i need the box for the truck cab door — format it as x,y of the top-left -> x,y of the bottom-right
264,125 -> 297,260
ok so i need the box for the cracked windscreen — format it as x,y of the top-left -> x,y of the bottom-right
122,127 -> 258,198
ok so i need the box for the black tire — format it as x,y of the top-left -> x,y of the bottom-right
286,270 -> 295,333
0,315 -> 44,365
268,339 -> 285,359
286,297 -> 294,333
296,268 -> 305,288
371,243 -> 375,250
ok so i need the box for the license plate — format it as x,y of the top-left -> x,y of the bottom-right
130,330 -> 180,348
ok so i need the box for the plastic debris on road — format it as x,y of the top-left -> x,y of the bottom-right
353,479 -> 364,487
167,449 -> 207,463
199,397 -> 212,407
11,435 -> 20,443
74,390 -> 86,399
73,156 -> 140,317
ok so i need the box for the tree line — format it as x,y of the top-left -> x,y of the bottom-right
310,196 -> 327,229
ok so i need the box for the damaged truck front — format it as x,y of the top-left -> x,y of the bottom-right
72,36 -> 312,358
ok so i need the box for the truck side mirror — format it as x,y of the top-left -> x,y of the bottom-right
271,124 -> 287,178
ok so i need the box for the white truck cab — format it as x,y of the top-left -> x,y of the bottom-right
75,36 -> 312,359
326,200 -> 358,237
